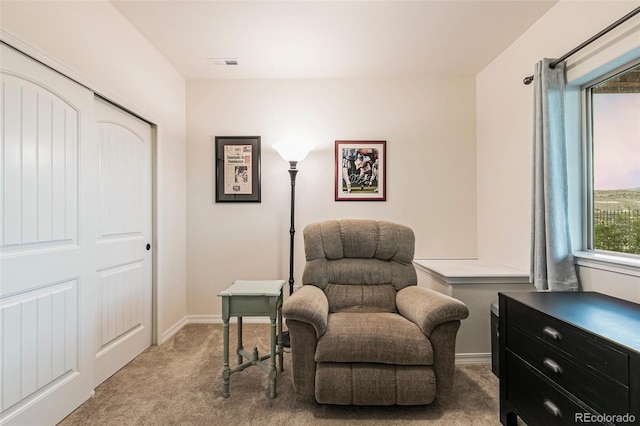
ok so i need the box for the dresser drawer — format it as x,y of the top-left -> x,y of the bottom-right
508,325 -> 629,414
506,351 -> 606,426
507,298 -> 628,385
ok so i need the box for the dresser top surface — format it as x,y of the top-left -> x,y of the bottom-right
500,291 -> 640,353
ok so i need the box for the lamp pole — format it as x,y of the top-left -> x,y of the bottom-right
287,161 -> 298,296
272,142 -> 312,349
281,161 -> 298,348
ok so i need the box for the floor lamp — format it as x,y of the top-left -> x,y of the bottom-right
273,142 -> 312,347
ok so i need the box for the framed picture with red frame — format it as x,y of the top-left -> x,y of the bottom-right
335,140 -> 386,201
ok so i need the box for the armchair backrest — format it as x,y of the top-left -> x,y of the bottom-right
302,219 -> 417,313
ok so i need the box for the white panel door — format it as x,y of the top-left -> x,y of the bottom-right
93,98 -> 152,386
0,44 -> 98,425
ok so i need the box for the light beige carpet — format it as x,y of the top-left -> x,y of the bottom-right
59,323 -> 502,425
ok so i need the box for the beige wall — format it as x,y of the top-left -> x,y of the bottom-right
186,77 -> 478,315
0,1 -> 188,339
476,1 -> 640,298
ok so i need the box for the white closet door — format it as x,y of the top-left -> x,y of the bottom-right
93,98 -> 152,386
1,44 -> 153,424
0,44 -> 98,426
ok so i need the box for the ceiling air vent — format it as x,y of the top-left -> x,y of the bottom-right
208,58 -> 238,66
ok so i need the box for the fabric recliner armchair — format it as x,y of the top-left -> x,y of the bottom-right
282,219 -> 469,405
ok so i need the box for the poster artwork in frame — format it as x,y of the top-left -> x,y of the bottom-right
215,136 -> 261,202
335,140 -> 386,201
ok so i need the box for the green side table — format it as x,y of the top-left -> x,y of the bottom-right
218,280 -> 285,399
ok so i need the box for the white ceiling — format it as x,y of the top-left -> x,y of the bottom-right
111,0 -> 558,80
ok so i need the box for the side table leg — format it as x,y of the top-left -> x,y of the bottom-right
269,316 -> 277,399
277,303 -> 283,372
237,316 -> 243,365
222,317 -> 230,398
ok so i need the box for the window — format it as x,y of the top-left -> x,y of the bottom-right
585,62 -> 640,256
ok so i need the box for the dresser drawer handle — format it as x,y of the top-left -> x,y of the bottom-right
542,357 -> 563,374
542,326 -> 562,341
543,399 -> 562,417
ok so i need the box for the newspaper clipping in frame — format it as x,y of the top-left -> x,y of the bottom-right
224,145 -> 252,194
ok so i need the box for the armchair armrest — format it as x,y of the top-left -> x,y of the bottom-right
396,286 -> 469,337
282,285 -> 329,338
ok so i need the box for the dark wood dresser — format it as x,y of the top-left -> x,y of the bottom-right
499,291 -> 640,426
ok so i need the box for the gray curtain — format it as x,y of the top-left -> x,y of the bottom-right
530,58 -> 579,292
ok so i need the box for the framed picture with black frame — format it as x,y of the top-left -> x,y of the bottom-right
214,136 -> 261,203
335,140 -> 386,201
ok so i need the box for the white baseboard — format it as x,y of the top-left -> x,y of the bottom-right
160,315 -> 271,344
184,315 -> 218,324
160,316 -> 189,344
455,353 -> 491,364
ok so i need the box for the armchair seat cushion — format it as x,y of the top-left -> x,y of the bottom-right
315,312 -> 434,365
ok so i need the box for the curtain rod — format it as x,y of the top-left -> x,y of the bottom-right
523,6 -> 640,85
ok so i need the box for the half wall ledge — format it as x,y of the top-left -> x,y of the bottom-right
413,259 -> 533,361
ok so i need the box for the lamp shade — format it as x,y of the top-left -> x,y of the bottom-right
273,142 -> 312,163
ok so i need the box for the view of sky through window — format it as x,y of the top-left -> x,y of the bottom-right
592,93 -> 640,191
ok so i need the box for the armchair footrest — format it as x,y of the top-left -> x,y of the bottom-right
315,362 -> 436,405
